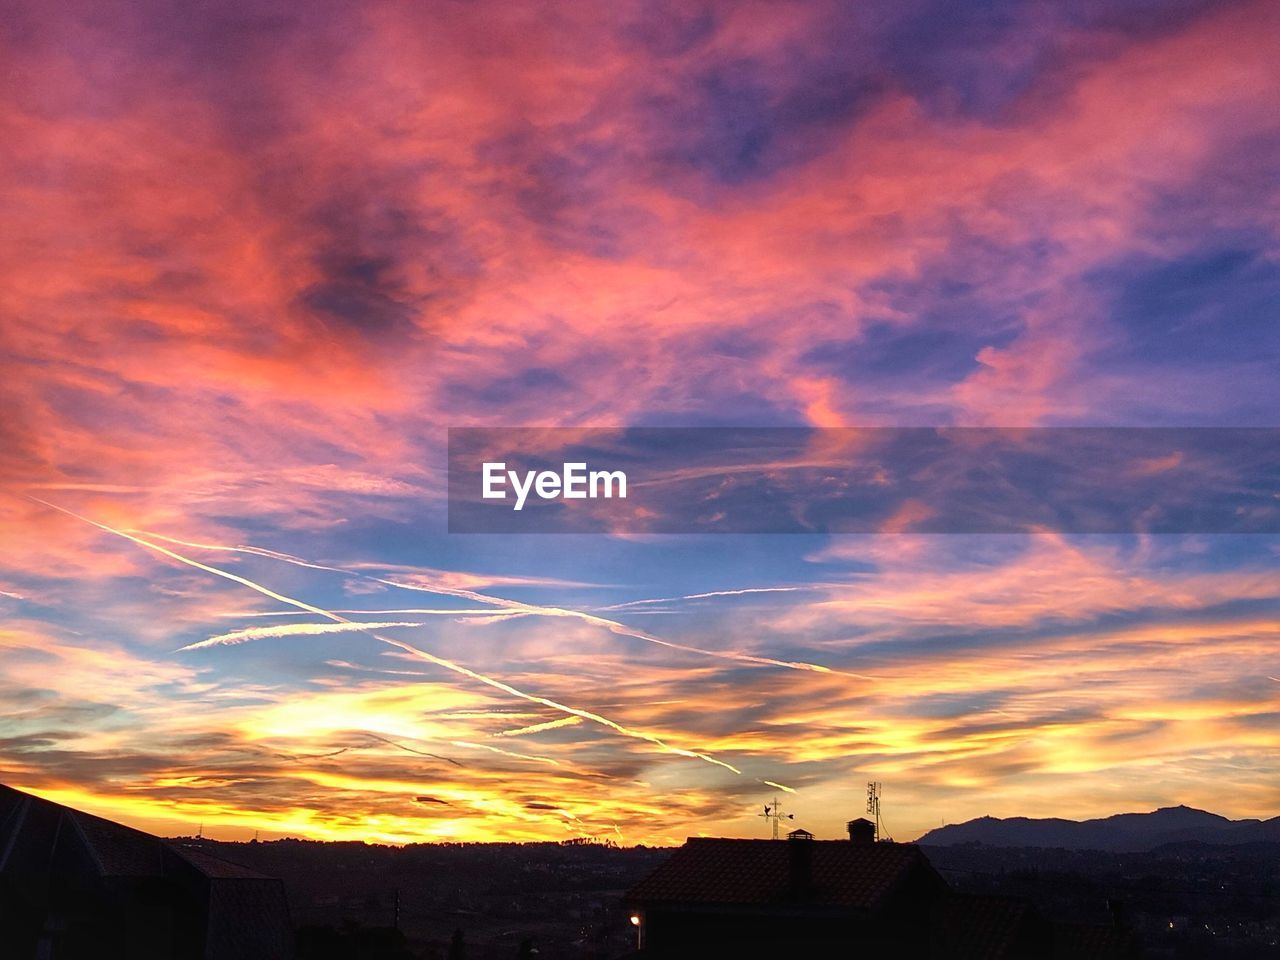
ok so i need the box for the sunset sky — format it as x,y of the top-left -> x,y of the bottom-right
2,0 -> 1278,845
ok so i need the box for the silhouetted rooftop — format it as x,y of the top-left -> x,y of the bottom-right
930,894 -> 1032,959
627,836 -> 935,909
0,783 -> 292,959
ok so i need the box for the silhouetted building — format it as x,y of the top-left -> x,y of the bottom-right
0,783 -> 293,959
846,817 -> 876,843
624,830 -> 1137,959
624,830 -> 946,956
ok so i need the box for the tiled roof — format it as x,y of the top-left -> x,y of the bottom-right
0,783 -> 273,881
68,807 -> 167,877
930,894 -> 1031,959
204,874 -> 296,958
171,842 -> 278,880
627,838 -> 933,909
0,783 -> 293,959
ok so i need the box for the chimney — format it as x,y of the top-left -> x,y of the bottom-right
846,818 -> 875,843
786,828 -> 814,897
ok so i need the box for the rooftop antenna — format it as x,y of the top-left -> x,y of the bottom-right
759,796 -> 795,839
866,782 -> 891,842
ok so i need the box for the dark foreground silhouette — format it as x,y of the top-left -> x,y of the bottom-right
3,784 -> 1277,958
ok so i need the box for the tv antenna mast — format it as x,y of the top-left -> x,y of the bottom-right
866,782 -> 891,842
759,796 -> 794,839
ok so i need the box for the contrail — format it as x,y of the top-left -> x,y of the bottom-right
223,608 -> 519,618
33,499 -> 741,775
382,635 -> 741,773
136,529 -> 865,678
496,716 -> 583,737
458,612 -> 532,625
273,738 -> 463,768
361,733 -> 463,767
600,587 -> 809,611
762,780 -> 796,794
323,659 -> 437,679
131,531 -> 339,571
448,739 -> 561,766
184,621 -> 426,650
370,575 -> 864,678
275,747 -> 352,762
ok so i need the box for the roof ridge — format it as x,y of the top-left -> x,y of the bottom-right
168,841 -> 273,878
65,808 -> 107,875
0,795 -> 32,871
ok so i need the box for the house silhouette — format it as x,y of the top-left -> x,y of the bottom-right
0,783 -> 293,959
624,822 -> 1137,958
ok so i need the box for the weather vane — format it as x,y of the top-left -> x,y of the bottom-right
759,796 -> 795,839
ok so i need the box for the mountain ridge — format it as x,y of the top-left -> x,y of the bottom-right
916,805 -> 1280,851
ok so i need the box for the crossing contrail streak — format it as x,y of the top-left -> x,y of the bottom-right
600,587 -> 809,611
369,576 -> 864,677
132,529 -> 867,678
275,747 -> 352,762
360,733 -> 463,766
370,728 -> 568,767
221,608 -> 518,617
496,716 -> 583,737
32,499 -> 741,775
448,739 -> 562,766
131,531 -> 338,571
459,612 -> 532,625
379,636 -> 741,773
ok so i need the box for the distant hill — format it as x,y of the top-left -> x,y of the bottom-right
917,805 -> 1280,852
